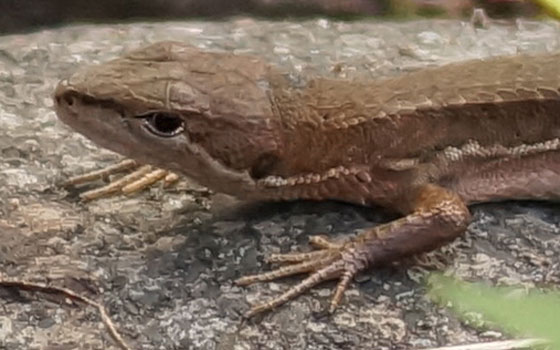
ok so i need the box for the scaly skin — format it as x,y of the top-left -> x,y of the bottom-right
54,41 -> 560,317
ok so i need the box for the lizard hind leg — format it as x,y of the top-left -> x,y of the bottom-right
235,184 -> 472,317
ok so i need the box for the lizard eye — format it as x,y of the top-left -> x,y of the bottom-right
139,112 -> 184,138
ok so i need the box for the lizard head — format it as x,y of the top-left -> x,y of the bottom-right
54,41 -> 286,199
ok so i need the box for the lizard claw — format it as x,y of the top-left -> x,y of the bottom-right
63,159 -> 179,200
235,235 -> 365,317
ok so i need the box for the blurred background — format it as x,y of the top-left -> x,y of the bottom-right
0,0 -> 549,34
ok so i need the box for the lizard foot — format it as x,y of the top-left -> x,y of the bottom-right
236,234 -> 369,317
63,159 -> 179,200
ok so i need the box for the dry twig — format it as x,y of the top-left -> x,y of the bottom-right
0,277 -> 132,350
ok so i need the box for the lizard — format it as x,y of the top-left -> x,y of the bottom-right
53,41 -> 560,317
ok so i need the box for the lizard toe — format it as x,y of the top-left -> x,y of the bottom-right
63,158 -> 178,200
238,240 -> 373,317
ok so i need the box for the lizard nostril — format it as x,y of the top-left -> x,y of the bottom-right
63,94 -> 75,107
55,91 -> 83,115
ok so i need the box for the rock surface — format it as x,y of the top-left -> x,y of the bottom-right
1,18 -> 560,350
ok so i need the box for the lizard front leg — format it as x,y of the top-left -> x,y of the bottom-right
236,184 -> 471,317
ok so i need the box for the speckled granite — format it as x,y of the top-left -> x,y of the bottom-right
1,18 -> 560,350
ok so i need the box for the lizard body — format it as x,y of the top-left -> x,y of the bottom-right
54,41 -> 560,316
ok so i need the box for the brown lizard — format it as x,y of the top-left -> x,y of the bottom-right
53,41 -> 560,317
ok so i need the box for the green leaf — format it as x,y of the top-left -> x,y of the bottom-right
428,274 -> 560,349
534,0 -> 560,19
